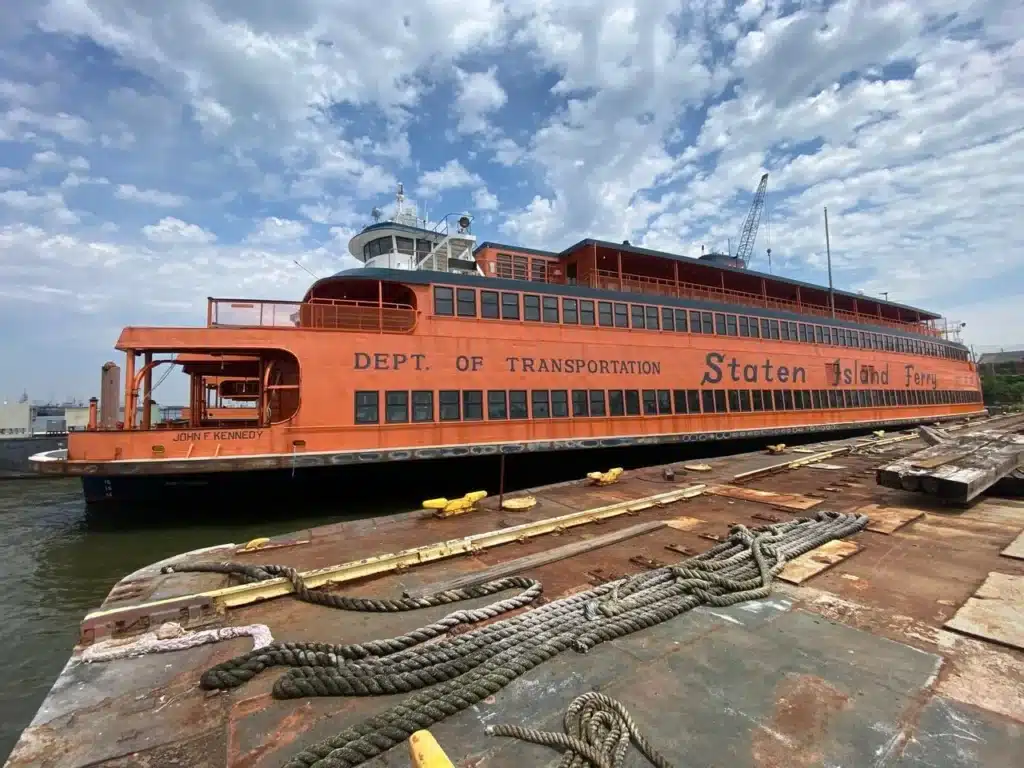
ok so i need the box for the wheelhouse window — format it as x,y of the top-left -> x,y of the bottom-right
456,288 -> 476,317
580,300 -> 596,326
501,292 -> 519,320
439,390 -> 460,421
532,390 -> 550,418
481,290 -> 499,318
542,296 -> 559,323
488,391 -> 508,419
524,294 -> 541,321
412,391 -> 433,422
355,391 -> 379,424
385,391 -> 409,423
433,286 -> 454,316
510,390 -> 528,419
562,298 -> 579,324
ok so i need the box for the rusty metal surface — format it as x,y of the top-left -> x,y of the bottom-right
9,414 -> 1024,768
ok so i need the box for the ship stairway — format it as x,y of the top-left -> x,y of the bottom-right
414,215 -> 479,275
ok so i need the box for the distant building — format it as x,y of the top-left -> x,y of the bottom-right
977,350 -> 1024,375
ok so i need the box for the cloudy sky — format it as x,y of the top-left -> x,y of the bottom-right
1,0 -> 1021,403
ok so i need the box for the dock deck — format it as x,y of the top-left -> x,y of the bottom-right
8,416 -> 1024,768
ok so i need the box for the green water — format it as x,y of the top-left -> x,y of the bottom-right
0,479 -> 377,762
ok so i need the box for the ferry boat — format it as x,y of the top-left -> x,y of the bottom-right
31,186 -> 984,502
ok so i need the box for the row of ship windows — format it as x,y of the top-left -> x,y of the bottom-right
432,286 -> 967,361
353,387 -> 982,425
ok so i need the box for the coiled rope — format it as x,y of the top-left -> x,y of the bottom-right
168,511 -> 866,768
487,691 -> 673,768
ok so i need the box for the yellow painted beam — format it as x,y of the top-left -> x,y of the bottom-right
409,730 -> 454,768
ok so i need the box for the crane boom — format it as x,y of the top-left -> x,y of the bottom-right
734,173 -> 768,265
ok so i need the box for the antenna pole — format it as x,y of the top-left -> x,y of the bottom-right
293,260 -> 320,280
824,207 -> 835,319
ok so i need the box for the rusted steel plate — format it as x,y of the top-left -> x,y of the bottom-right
777,540 -> 861,584
707,484 -> 823,511
856,504 -> 926,535
1001,531 -> 1024,561
945,572 -> 1024,650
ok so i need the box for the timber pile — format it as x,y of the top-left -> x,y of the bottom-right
876,427 -> 1024,504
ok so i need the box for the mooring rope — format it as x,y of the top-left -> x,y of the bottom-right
167,511 -> 866,768
487,691 -> 673,768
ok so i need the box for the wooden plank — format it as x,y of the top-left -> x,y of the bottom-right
405,520 -> 667,597
806,463 -> 846,470
945,572 -> 1024,650
665,516 -> 705,532
81,484 -> 708,635
1001,531 -> 1024,561
707,484 -> 823,511
857,503 -> 925,535
732,447 -> 853,482
777,540 -> 861,584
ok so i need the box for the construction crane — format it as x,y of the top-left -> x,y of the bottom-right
734,173 -> 768,267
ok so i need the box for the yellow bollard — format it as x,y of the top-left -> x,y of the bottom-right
422,491 -> 488,518
409,730 -> 455,768
587,467 -> 623,486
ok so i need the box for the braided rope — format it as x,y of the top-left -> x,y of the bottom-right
487,691 -> 674,768
169,511 -> 866,768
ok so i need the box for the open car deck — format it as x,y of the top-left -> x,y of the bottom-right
9,416 -> 1024,768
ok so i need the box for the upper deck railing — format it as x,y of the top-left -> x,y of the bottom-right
208,298 -> 417,333
584,269 -> 944,338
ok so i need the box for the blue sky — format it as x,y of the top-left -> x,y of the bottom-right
1,0 -> 1022,403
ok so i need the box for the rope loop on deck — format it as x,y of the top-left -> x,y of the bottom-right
167,510 -> 866,768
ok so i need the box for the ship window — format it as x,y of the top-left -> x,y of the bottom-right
631,305 -> 645,329
789,323 -> 799,341
702,390 -> 715,413
714,390 -> 727,413
416,238 -> 433,255
531,391 -> 550,418
846,391 -> 855,408
488,391 -> 507,419
609,390 -> 625,416
646,306 -> 660,330
780,322 -> 790,341
439,390 -> 461,421
572,390 -> 589,417
531,259 -> 548,283
542,296 -> 559,323
395,236 -> 414,255
662,307 -> 674,331
675,309 -> 688,332
769,320 -> 780,340
715,313 -> 727,335
434,286 -> 454,316
761,319 -> 771,338
847,330 -> 856,347
510,390 -> 528,419
412,391 -> 433,422
897,390 -> 907,406
690,310 -> 702,333
496,253 -> 513,278
762,390 -> 774,411
831,328 -> 841,345
812,390 -> 822,409
562,299 -> 578,324
861,332 -> 868,348
622,390 -> 639,416
513,255 -> 528,280
551,390 -> 569,417
752,390 -> 763,411
783,390 -> 794,410
642,389 -> 658,415
481,290 -> 499,318
726,315 -> 738,336
657,389 -> 671,414
702,312 -> 714,334
739,390 -> 752,411
815,326 -> 824,344
590,390 -> 606,417
598,301 -> 614,327
457,288 -> 476,317
463,390 -> 483,420
803,390 -> 813,409
826,391 -> 838,408
524,294 -> 541,321
774,390 -> 786,410
355,391 -> 379,424
727,390 -> 740,412
673,390 -> 687,414
739,317 -> 750,337
501,292 -> 519,320
614,303 -> 629,328
798,324 -> 808,343
687,390 -> 701,413
580,300 -> 596,326
385,391 -> 409,423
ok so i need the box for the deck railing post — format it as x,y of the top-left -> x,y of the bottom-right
123,349 -> 136,431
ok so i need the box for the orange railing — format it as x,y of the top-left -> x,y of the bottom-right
208,298 -> 418,333
584,270 -> 943,337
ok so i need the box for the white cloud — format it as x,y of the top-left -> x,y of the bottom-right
0,168 -> 26,186
32,150 -> 62,165
473,187 -> 499,211
142,216 -> 217,244
114,184 -> 187,207
454,67 -> 507,134
416,159 -> 482,198
244,216 -> 309,244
